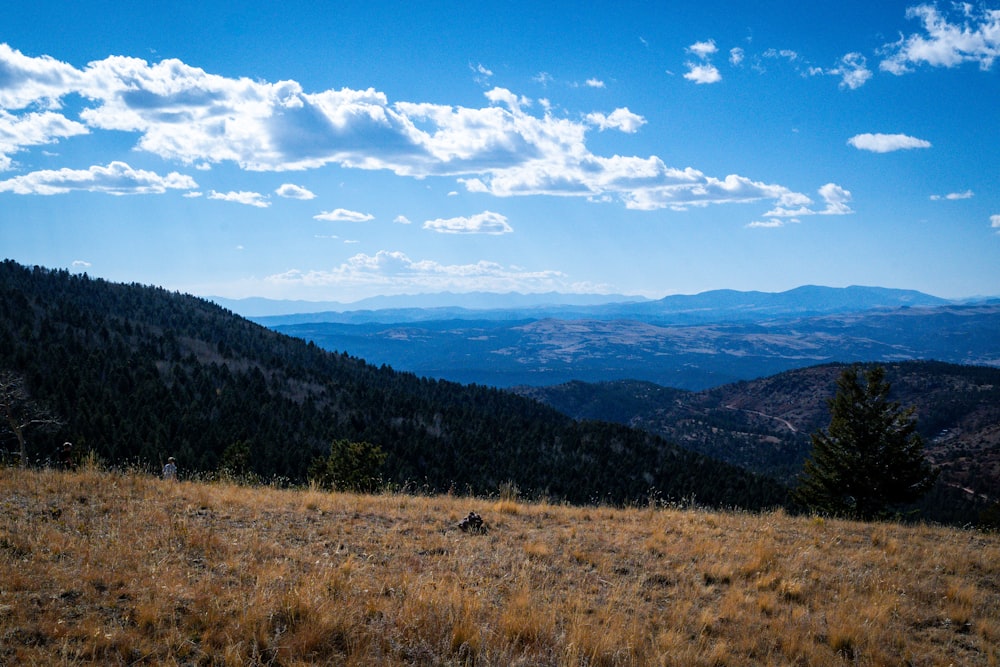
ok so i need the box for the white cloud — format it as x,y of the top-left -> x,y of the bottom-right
729,48 -> 745,66
393,215 -> 412,224
687,40 -> 718,58
831,52 -> 873,89
684,63 -> 722,84
0,161 -> 197,195
991,214 -> 1000,232
585,78 -> 605,88
763,183 -> 853,217
313,208 -> 374,222
0,45 -> 827,214
763,48 -> 799,61
586,107 -> 646,133
880,4 -> 1000,74
684,40 -> 722,84
208,190 -> 270,207
930,189 -> 974,200
275,183 -> 316,199
747,218 -> 799,229
265,250 -> 574,294
422,210 -> 513,235
533,72 -> 553,86
0,109 -> 89,170
848,133 -> 932,153
72,260 -> 92,268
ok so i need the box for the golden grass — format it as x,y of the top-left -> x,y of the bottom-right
1,466 -> 998,666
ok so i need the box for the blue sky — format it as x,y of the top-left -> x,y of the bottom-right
2,1 -> 998,302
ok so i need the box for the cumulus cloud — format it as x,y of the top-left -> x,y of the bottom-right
848,132 -> 932,153
0,161 -> 196,195
208,190 -> 270,207
683,64 -> 722,84
763,183 -> 853,217
275,183 -> 316,199
729,48 -> 745,66
586,107 -> 646,133
313,208 -> 374,222
423,210 -> 513,235
265,250 -> 574,294
585,78 -> 605,88
930,189 -> 974,200
687,40 -> 718,59
0,44 -> 825,214
880,4 -> 1000,74
393,215 -> 412,224
683,40 -> 722,84
0,109 -> 89,170
991,214 -> 1000,232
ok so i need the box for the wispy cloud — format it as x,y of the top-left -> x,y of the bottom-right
0,109 -> 88,171
930,190 -> 974,201
991,214 -> 1000,233
880,4 -> 1000,74
848,133 -> 932,153
313,208 -> 374,222
584,78 -> 605,88
829,52 -> 873,89
423,211 -> 513,235
747,218 -> 800,229
763,183 -> 853,218
0,161 -> 196,195
208,190 -> 270,208
393,215 -> 412,224
265,250 -> 578,294
275,183 -> 316,199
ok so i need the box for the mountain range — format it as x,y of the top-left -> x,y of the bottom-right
262,291 -> 1000,390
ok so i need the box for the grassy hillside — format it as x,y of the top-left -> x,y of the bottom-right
0,260 -> 784,509
2,466 -> 998,665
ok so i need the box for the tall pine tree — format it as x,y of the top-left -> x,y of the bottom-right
795,365 -> 936,520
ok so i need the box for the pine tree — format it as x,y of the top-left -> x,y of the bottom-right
794,365 -> 937,520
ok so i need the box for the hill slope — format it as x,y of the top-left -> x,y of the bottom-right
4,467 -> 998,665
514,362 -> 1000,523
0,260 -> 783,509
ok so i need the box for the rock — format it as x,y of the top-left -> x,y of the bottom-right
457,511 -> 487,534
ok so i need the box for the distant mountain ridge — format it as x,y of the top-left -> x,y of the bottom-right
270,302 -> 1000,390
211,290 -> 648,318
226,285 -> 955,324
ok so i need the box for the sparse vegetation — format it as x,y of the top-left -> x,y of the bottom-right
3,466 -> 998,665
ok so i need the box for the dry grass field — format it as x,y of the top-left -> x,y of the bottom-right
1,466 -> 998,666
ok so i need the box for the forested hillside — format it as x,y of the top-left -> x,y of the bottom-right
515,362 -> 1000,524
0,261 -> 785,508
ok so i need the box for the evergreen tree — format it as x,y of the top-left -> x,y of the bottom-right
794,365 -> 936,520
308,439 -> 387,493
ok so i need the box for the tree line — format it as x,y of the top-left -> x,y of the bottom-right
0,261 -> 786,509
